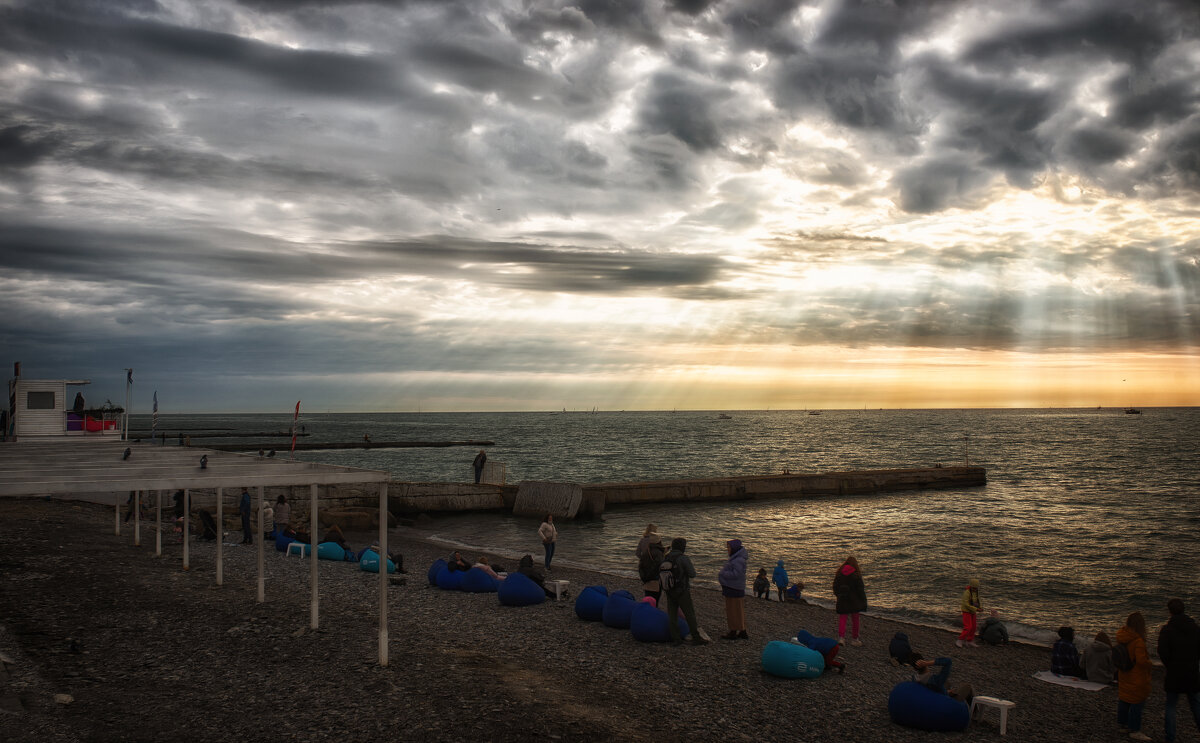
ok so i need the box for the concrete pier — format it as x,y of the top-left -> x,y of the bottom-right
388,465 -> 986,517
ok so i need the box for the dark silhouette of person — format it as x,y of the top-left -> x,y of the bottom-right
473,449 -> 487,484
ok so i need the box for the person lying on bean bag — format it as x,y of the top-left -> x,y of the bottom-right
795,629 -> 845,674
889,631 -> 925,667
447,550 -> 472,572
915,657 -> 973,704
473,556 -> 502,580
517,554 -> 557,598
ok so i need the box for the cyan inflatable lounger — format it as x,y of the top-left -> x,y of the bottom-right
359,549 -> 397,574
574,585 -> 608,621
888,681 -> 970,732
761,640 -> 824,679
498,571 -> 545,606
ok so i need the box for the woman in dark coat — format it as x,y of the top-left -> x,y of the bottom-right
832,555 -> 867,646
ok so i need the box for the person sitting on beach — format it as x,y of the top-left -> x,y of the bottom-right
785,581 -> 807,604
979,609 -> 1009,645
448,550 -> 472,572
320,524 -> 351,551
273,495 -> 290,535
1083,630 -> 1116,684
795,629 -> 846,674
473,556 -> 502,580
753,568 -> 770,600
362,541 -> 404,572
1052,626 -> 1085,677
517,554 -> 556,598
914,658 -> 973,705
772,559 -> 788,602
889,631 -> 924,667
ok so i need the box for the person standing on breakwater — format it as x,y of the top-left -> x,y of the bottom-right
473,449 -> 487,484
663,537 -> 707,646
718,539 -> 748,640
273,494 -> 290,534
957,578 -> 981,648
832,555 -> 867,646
538,514 -> 557,570
1116,611 -> 1153,741
1158,598 -> 1200,743
635,524 -> 665,603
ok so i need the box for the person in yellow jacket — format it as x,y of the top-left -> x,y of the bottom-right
1116,611 -> 1153,741
957,578 -> 981,648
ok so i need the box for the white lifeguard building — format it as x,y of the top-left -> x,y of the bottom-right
4,363 -> 123,441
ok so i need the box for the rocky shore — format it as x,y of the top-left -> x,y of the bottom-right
0,499 -> 1172,742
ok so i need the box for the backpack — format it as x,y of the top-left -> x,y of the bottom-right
659,555 -> 685,596
1113,642 -> 1135,672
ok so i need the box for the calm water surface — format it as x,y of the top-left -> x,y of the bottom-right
132,408 -> 1200,643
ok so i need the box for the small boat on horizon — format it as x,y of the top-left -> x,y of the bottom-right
1125,408 -> 1142,415
718,413 -> 732,419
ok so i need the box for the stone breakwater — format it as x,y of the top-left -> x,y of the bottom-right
1,496 -> 1169,743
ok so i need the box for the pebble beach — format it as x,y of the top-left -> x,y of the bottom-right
0,499 -> 1177,742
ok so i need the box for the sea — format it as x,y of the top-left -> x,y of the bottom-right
128,407 -> 1200,645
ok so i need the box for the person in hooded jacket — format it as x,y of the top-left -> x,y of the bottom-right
979,609 -> 1009,645
832,555 -> 867,646
1158,598 -> 1200,743
1083,630 -> 1116,684
957,578 -> 981,648
635,524 -> 665,603
718,539 -> 749,640
517,554 -> 556,598
1116,611 -> 1153,741
772,559 -> 789,603
664,537 -> 708,646
753,568 -> 770,600
888,631 -> 923,667
1052,626 -> 1085,677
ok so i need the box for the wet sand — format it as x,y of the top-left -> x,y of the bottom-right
0,498 -> 1170,742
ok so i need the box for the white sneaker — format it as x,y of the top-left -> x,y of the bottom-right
851,637 -> 863,647
838,636 -> 845,645
966,640 -> 978,647
955,639 -> 964,648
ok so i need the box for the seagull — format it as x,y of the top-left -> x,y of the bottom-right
267,449 -> 276,458
122,447 -> 131,461
199,454 -> 208,470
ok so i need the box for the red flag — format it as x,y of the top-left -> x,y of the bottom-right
290,401 -> 300,459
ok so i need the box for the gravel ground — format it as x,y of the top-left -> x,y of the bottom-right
0,498 -> 1171,742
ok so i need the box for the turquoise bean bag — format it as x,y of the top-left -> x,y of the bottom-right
497,571 -> 545,606
436,565 -> 463,589
602,590 -> 637,629
574,585 -> 609,621
274,534 -> 296,552
761,640 -> 825,679
888,681 -> 970,732
359,549 -> 397,574
629,601 -> 690,642
317,542 -> 345,561
459,567 -> 499,593
428,559 -> 447,587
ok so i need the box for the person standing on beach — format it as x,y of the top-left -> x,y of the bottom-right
1116,611 -> 1153,741
635,524 -> 665,603
473,449 -> 487,484
718,539 -> 748,640
663,537 -> 707,646
273,494 -> 290,534
1157,598 -> 1200,743
772,559 -> 788,603
238,487 -> 253,545
538,514 -> 557,570
832,555 -> 867,646
957,579 -> 981,648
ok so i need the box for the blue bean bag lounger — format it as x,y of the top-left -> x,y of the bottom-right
274,534 -> 296,552
359,549 -> 397,574
887,681 -> 970,732
316,542 -> 346,561
497,571 -> 545,606
428,559 -> 447,587
574,585 -> 609,621
459,567 -> 500,593
435,565 -> 464,590
761,640 -> 825,679
601,590 -> 637,629
629,601 -> 690,642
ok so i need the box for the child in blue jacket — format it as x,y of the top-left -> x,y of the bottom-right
772,559 -> 789,602
795,629 -> 846,673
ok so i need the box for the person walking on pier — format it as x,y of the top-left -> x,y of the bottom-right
239,487 -> 253,545
1158,598 -> 1200,743
538,514 -> 557,570
473,449 -> 487,484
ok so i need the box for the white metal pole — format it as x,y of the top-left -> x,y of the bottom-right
134,490 -> 140,547
155,490 -> 161,556
256,486 -> 265,603
309,483 -> 319,630
216,487 -> 224,586
123,369 -> 131,442
255,486 -> 264,590
378,482 -> 389,666
182,489 -> 190,571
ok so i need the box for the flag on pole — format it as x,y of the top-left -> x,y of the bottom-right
290,401 -> 300,459
152,391 -> 158,441
127,369 -> 133,385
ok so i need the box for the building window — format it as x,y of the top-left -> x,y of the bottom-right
27,391 -> 56,410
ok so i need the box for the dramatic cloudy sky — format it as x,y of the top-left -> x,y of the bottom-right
2,0 -> 1199,412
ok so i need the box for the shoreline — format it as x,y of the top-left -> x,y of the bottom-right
1,497 -> 1175,742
